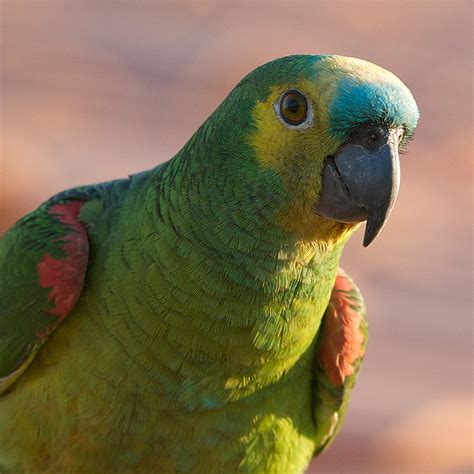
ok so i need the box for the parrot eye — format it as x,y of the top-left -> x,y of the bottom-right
275,89 -> 313,129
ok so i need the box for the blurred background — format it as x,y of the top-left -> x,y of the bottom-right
1,1 -> 472,472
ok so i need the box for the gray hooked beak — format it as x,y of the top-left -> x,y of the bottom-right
316,123 -> 403,247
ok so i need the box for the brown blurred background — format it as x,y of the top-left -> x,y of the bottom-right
1,1 -> 472,472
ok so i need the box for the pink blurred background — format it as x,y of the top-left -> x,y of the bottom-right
1,2 -> 472,472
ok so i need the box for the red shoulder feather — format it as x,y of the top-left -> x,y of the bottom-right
318,269 -> 366,386
36,202 -> 89,339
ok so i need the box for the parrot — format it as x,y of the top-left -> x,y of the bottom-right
0,55 -> 418,473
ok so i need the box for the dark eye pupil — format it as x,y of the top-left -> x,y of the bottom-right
280,90 -> 308,126
285,98 -> 300,114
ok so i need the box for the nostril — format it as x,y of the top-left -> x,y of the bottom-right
368,132 -> 378,141
367,126 -> 384,142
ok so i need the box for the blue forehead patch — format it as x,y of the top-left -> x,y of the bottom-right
329,77 -> 419,139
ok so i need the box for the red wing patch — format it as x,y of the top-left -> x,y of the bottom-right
36,202 -> 89,339
318,269 -> 366,386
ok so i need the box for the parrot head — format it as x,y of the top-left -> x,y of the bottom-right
192,55 -> 419,247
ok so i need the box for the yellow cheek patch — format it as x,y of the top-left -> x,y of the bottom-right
249,81 -> 336,171
248,81 -> 354,244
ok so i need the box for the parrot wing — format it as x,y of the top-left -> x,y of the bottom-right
0,196 -> 91,395
312,268 -> 368,454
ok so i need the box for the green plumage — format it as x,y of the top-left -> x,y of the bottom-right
0,55 -> 417,473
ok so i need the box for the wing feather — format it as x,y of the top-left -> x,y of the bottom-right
312,268 -> 368,454
0,199 -> 90,394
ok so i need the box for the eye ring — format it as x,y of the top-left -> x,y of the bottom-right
274,89 -> 313,129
